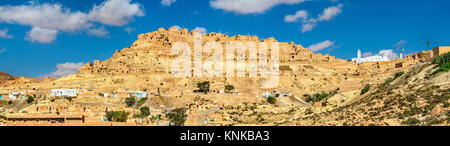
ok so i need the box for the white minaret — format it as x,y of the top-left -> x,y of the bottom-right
357,49 -> 362,59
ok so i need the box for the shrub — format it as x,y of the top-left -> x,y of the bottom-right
432,52 -> 450,66
136,98 -> 148,107
316,93 -> 329,101
432,52 -> 450,75
224,84 -> 235,93
402,118 -> 421,126
139,106 -> 151,118
124,96 -> 136,107
305,96 -> 314,103
197,81 -> 210,93
433,62 -> 450,75
8,100 -> 13,105
305,92 -> 329,103
394,71 -> 404,79
167,108 -> 187,126
267,96 -> 276,104
382,78 -> 394,87
105,110 -> 130,122
26,96 -> 34,104
360,84 -> 371,95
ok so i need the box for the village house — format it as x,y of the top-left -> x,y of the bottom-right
50,89 -> 78,97
8,92 -> 24,100
433,46 -> 450,57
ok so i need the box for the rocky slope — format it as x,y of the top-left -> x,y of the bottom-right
289,63 -> 450,126
0,72 -> 15,84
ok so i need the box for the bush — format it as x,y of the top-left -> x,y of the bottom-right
136,98 -> 148,107
432,52 -> 450,75
125,96 -> 136,107
305,92 -> 329,103
105,110 -> 130,122
8,100 -> 13,105
26,96 -> 34,104
139,106 -> 151,118
433,62 -> 450,75
224,84 -> 235,93
316,93 -> 329,101
402,118 -> 421,126
267,96 -> 276,104
382,78 -> 394,87
167,108 -> 187,126
197,81 -> 210,93
394,71 -> 404,79
432,52 -> 450,66
360,84 -> 371,95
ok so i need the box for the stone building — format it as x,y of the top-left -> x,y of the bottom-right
433,46 -> 450,57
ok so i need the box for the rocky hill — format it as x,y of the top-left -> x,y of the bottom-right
0,72 -> 15,85
289,63 -> 450,126
1,27 -> 434,126
1,27 -> 415,97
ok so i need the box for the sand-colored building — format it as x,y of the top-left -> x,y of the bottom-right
433,46 -> 450,57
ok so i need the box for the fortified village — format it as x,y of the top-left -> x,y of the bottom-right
0,27 -> 449,126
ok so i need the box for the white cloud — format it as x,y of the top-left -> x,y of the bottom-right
0,48 -> 6,54
88,0 -> 145,26
307,40 -> 335,52
26,27 -> 58,43
362,49 -> 399,60
301,23 -> 316,33
377,49 -> 398,60
362,52 -> 373,57
394,40 -> 407,48
43,62 -> 84,78
194,27 -> 207,34
161,0 -> 177,6
0,29 -> 14,39
124,27 -> 135,34
317,3 -> 343,21
284,10 -> 308,22
0,0 -> 144,43
288,4 -> 343,33
0,2 -> 91,32
87,26 -> 110,37
210,0 -> 306,14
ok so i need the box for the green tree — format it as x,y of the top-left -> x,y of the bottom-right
360,84 -> 371,95
105,110 -> 130,122
26,96 -> 34,104
167,108 -> 187,126
267,96 -> 276,104
197,81 -> 210,93
224,84 -> 235,93
125,96 -> 136,107
139,106 -> 151,118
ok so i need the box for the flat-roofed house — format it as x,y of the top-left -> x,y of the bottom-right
50,89 -> 78,97
433,46 -> 450,57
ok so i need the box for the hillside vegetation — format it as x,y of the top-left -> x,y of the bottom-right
294,61 -> 450,126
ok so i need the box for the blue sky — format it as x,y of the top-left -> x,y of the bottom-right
0,0 -> 449,77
